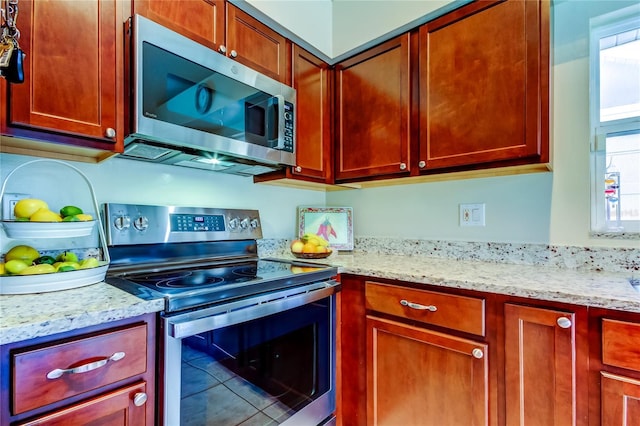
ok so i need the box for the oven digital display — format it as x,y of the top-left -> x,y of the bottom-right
170,214 -> 225,232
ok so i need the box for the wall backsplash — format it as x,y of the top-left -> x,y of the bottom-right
259,237 -> 639,275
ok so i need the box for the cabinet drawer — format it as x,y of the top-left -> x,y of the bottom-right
365,282 -> 485,336
602,318 -> 640,372
12,323 -> 147,414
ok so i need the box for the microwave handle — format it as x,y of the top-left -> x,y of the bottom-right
274,94 -> 285,149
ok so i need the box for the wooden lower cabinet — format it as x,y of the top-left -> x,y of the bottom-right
600,372 -> 640,426
504,303 -> 588,426
367,315 -> 489,426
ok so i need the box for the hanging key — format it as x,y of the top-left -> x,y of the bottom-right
5,38 -> 24,83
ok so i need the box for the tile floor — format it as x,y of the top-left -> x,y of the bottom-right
180,343 -> 295,425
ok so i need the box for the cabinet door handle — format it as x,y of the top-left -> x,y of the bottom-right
133,392 -> 148,407
46,351 -> 126,379
472,348 -> 484,359
399,162 -> 407,170
105,127 -> 116,138
556,317 -> 572,329
218,45 -> 227,54
418,160 -> 426,168
400,299 -> 437,312
295,166 -> 302,173
229,50 -> 238,58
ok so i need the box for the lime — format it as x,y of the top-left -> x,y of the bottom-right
4,259 -> 29,274
34,256 -> 56,265
62,215 -> 80,222
19,264 -> 56,275
54,261 -> 80,271
5,245 -> 40,264
60,205 -> 83,217
15,217 -> 29,222
57,265 -> 77,272
14,198 -> 48,219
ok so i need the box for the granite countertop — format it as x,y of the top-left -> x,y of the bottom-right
325,252 -> 640,312
1,251 -> 638,346
0,282 -> 164,345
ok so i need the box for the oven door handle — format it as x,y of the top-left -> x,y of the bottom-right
167,280 -> 340,339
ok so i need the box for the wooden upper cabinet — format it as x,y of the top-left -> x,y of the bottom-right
504,303 -> 585,426
290,45 -> 332,181
7,0 -> 126,153
335,34 -> 413,181
419,0 -> 549,171
133,0 -> 225,51
226,4 -> 291,85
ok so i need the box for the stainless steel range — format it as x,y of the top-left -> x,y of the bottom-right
103,203 -> 339,426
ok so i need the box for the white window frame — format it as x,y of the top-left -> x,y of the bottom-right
589,4 -> 640,234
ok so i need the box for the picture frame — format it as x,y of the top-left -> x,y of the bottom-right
298,207 -> 354,251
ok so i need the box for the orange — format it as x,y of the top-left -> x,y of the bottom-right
315,245 -> 328,253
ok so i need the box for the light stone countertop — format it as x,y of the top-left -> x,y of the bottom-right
2,251 -> 639,347
278,251 -> 640,312
0,282 -> 164,345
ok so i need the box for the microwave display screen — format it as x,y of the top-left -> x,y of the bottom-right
141,42 -> 280,148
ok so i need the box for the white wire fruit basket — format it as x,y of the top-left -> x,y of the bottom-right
0,160 -> 110,294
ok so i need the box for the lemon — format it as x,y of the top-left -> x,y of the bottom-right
14,198 -> 48,219
0,262 -> 5,275
79,257 -> 100,269
54,261 -> 80,271
19,264 -> 56,275
5,245 -> 40,264
29,208 -> 62,222
60,205 -> 83,217
74,214 -> 93,221
4,259 -> 29,274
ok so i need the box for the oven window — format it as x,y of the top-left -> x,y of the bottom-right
179,298 -> 331,425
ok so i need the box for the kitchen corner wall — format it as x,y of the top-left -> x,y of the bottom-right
0,153 -> 325,239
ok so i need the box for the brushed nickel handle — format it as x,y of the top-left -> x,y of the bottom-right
472,348 -> 484,359
218,45 -> 227,54
46,352 -> 125,379
229,50 -> 238,58
133,392 -> 148,407
399,162 -> 407,170
400,299 -> 437,312
295,166 -> 302,173
105,127 -> 116,138
556,317 -> 572,329
418,160 -> 426,168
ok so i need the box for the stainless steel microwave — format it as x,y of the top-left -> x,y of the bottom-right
121,15 -> 296,176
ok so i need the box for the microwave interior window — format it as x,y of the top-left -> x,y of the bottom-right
142,42 -> 278,146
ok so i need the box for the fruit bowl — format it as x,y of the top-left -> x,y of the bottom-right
1,220 -> 96,238
291,250 -> 333,259
0,262 -> 109,294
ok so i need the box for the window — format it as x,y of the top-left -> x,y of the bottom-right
590,5 -> 640,233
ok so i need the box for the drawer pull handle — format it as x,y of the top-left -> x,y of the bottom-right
400,299 -> 437,312
556,317 -> 572,329
46,351 -> 126,379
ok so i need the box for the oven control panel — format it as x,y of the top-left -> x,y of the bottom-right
103,203 -> 262,245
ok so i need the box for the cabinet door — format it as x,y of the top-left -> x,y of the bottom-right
17,382 -> 148,426
133,0 -> 225,51
601,372 -> 640,426
419,0 -> 549,170
367,315 -> 489,426
335,34 -> 413,181
504,303 -> 576,426
8,0 -> 125,150
226,4 -> 291,84
290,45 -> 332,181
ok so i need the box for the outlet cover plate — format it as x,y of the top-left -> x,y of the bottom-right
460,203 -> 485,227
2,193 -> 31,220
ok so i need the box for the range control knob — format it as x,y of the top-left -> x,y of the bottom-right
228,217 -> 240,230
113,215 -> 131,231
240,218 -> 250,229
250,218 -> 260,229
133,216 -> 149,231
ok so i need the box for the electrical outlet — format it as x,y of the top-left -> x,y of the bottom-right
460,203 -> 485,227
2,193 -> 31,220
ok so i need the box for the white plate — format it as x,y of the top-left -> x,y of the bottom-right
1,220 -> 96,238
0,263 -> 108,294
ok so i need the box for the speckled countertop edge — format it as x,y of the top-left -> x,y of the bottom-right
0,282 -> 164,345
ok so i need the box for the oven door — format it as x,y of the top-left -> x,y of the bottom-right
161,281 -> 338,426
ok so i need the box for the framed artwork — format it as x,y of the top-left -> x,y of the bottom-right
298,207 -> 354,251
